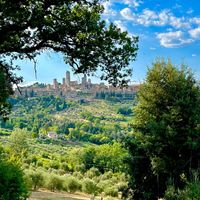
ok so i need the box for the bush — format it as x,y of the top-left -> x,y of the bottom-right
117,107 -> 132,116
27,169 -> 44,191
49,160 -> 60,169
100,171 -> 113,180
0,160 -> 29,200
97,180 -> 113,192
85,167 -> 100,179
82,178 -> 99,195
164,180 -> 200,200
116,181 -> 128,192
46,174 -> 64,191
104,186 -> 118,197
186,180 -> 200,199
64,176 -> 81,193
73,171 -> 83,179
60,162 -> 70,172
164,186 -> 184,200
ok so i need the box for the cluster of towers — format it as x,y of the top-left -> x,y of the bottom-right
15,71 -> 140,98
52,71 -> 93,91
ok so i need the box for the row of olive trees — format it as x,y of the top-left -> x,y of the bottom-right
24,168 -> 128,198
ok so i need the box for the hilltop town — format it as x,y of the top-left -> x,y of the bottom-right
15,71 -> 140,98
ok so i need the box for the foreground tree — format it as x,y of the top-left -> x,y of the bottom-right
0,146 -> 29,200
0,0 -> 138,120
127,60 -> 200,199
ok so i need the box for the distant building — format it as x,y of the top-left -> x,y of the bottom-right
82,74 -> 87,86
47,132 -> 58,139
66,71 -> 70,87
53,79 -> 59,90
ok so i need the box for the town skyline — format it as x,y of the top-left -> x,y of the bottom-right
16,70 -> 140,98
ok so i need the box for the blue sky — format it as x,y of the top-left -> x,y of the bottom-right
17,0 -> 200,85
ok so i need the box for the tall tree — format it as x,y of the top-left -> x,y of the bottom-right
0,0 -> 138,119
127,60 -> 200,199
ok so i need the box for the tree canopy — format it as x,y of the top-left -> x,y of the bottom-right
0,0 -> 138,119
127,60 -> 200,199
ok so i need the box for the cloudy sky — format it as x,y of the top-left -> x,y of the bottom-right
17,0 -> 200,84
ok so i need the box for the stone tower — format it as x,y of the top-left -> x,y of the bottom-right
82,74 -> 87,86
62,78 -> 66,85
53,78 -> 59,90
66,71 -> 70,87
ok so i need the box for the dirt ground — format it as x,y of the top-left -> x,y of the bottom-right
28,190 -> 114,200
28,190 -> 93,200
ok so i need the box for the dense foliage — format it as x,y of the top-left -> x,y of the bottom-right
0,146 -> 29,200
95,91 -> 136,102
0,65 -> 21,121
127,60 -> 200,199
1,97 -> 133,144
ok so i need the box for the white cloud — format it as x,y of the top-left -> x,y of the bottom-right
102,1 -> 116,16
169,16 -> 190,29
102,0 -> 142,13
102,2 -> 200,48
156,31 -> 193,48
114,20 -> 127,32
136,9 -> 157,26
150,47 -> 156,50
189,27 -> 200,39
120,8 -> 135,20
192,54 -> 196,57
120,8 -> 190,29
123,0 -> 143,8
190,17 -> 200,26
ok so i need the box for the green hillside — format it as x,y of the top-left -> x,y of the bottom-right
1,96 -> 134,144
0,95 -> 135,198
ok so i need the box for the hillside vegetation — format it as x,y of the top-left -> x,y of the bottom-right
0,95 -> 134,199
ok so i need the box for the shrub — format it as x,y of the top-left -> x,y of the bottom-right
117,107 -> 132,116
97,180 -> 113,191
49,160 -> 60,169
116,181 -> 128,192
82,178 -> 99,195
164,180 -> 200,200
100,171 -> 113,180
73,171 -> 84,179
85,167 -> 100,179
27,169 -> 44,191
46,174 -> 64,191
0,160 -> 29,200
60,162 -> 70,172
64,176 -> 81,193
104,186 -> 118,197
